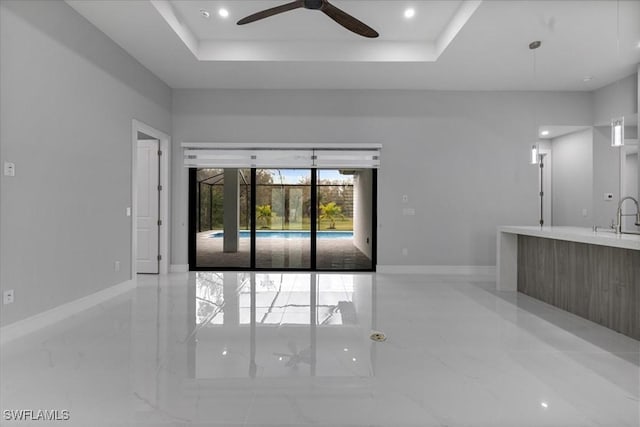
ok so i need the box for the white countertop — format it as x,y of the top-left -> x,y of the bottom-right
498,225 -> 640,251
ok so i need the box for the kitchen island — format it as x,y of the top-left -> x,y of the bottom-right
497,226 -> 640,339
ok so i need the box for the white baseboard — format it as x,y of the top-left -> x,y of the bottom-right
0,279 -> 135,346
377,265 -> 496,276
170,264 -> 189,273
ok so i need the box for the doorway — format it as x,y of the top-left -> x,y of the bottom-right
131,120 -> 170,276
189,168 -> 376,271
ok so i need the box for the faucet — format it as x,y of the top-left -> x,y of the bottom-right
613,196 -> 640,234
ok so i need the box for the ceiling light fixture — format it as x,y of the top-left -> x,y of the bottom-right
218,8 -> 229,18
540,130 -> 550,136
404,8 -> 415,19
200,9 -> 211,18
583,76 -> 593,82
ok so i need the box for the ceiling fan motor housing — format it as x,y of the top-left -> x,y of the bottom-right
304,0 -> 324,10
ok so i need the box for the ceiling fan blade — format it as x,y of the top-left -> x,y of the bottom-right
237,0 -> 304,25
320,1 -> 379,38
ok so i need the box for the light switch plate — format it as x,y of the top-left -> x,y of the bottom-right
3,290 -> 14,305
4,162 -> 15,177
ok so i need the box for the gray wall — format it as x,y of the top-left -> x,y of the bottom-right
551,129 -> 593,226
0,1 -> 172,326
172,89 -> 592,267
591,72 -> 639,227
592,127 -> 624,227
592,73 -> 638,126
550,71 -> 639,229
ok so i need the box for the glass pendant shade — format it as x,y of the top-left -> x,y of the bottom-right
611,117 -> 624,147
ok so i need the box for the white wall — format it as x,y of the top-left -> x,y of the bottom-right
172,89 -> 592,268
551,129 -> 593,226
0,1 -> 172,326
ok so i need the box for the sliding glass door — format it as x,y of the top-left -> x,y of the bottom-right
316,169 -> 373,270
190,168 -> 375,271
255,169 -> 312,269
193,168 -> 252,269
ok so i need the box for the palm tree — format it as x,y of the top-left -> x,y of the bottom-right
256,204 -> 273,229
319,201 -> 345,229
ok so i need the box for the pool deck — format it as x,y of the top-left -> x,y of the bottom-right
195,230 -> 372,269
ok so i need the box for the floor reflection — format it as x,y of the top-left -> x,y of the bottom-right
192,272 -> 375,378
3,271 -> 638,426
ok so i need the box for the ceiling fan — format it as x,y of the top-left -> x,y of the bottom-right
237,0 -> 379,38
273,340 -> 311,368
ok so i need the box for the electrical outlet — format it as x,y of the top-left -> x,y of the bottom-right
114,261 -> 120,272
3,290 -> 14,305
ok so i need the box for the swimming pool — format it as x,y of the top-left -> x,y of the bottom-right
209,230 -> 353,239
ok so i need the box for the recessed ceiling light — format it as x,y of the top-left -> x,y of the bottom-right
200,9 -> 210,18
404,8 -> 415,19
218,8 -> 229,18
583,76 -> 593,82
540,130 -> 550,136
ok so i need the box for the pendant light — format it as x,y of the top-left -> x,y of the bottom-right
611,117 -> 624,147
529,40 -> 541,164
527,40 -> 547,226
611,0 -> 624,147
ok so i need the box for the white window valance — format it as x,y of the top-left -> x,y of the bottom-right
182,143 -> 381,169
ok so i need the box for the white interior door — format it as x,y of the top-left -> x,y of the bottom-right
137,140 -> 159,274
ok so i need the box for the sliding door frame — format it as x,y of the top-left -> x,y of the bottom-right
188,168 -> 377,272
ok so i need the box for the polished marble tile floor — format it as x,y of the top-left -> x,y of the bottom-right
1,272 -> 638,426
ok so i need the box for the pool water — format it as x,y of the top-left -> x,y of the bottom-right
209,230 -> 353,239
